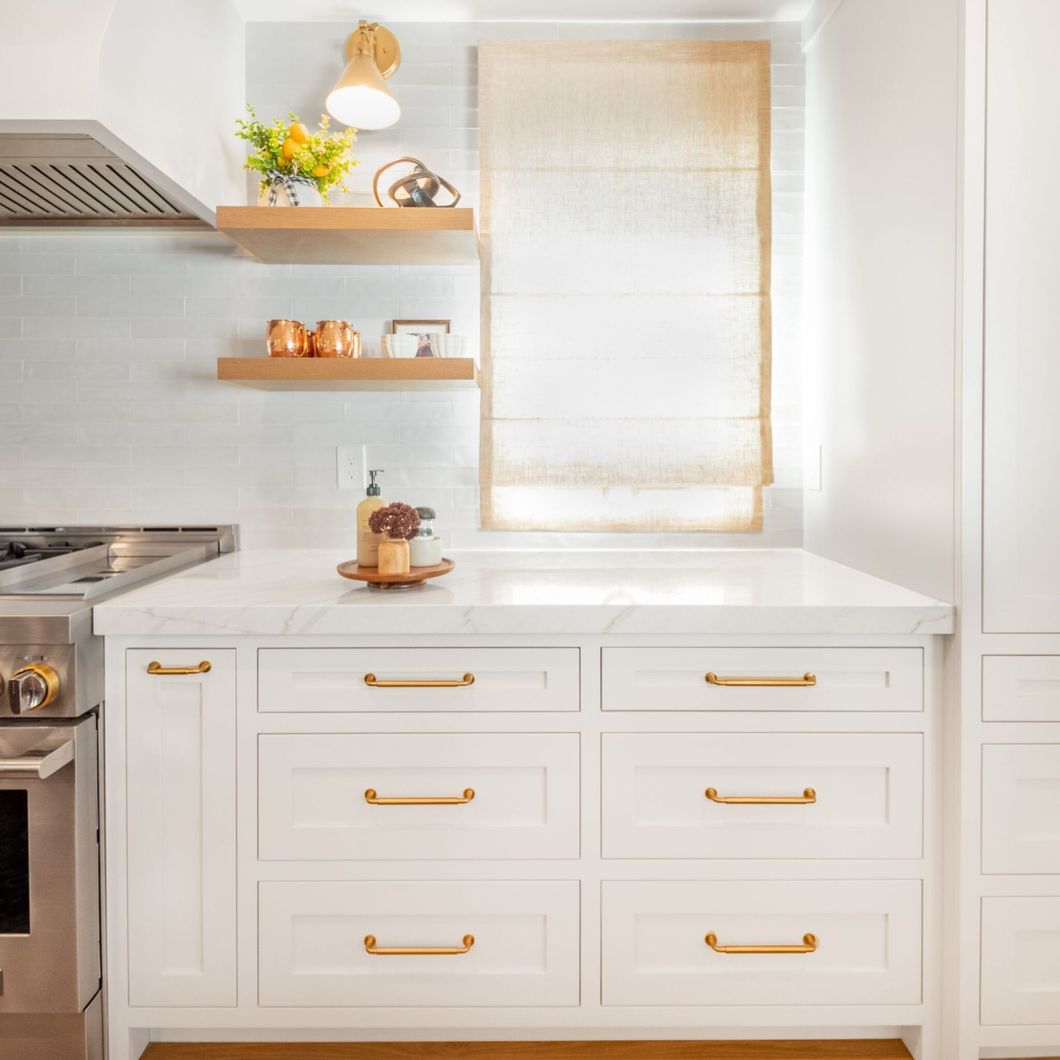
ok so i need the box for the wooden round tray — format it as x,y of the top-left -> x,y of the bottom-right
337,557 -> 455,590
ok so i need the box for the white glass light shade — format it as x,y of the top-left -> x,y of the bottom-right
326,51 -> 401,130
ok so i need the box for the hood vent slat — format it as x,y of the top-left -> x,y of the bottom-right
0,135 -> 197,223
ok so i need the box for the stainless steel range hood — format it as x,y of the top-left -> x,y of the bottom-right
0,135 -> 197,224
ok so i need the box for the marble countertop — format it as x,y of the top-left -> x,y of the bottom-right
92,549 -> 955,636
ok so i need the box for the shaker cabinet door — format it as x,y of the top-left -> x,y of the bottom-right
125,649 -> 237,1007
983,0 -> 1060,631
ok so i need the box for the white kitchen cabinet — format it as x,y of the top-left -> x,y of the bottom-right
258,647 -> 580,713
103,627 -> 941,1057
602,879 -> 922,1007
602,647 -> 923,712
258,880 -> 580,1007
602,731 -> 923,860
982,0 -> 1060,633
124,649 -> 237,1007
983,656 -> 1060,722
981,744 -> 1060,874
258,732 -> 580,860
981,896 -> 1060,1026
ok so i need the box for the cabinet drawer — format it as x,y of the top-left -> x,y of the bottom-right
982,745 -> 1060,873
258,880 -> 580,1007
602,732 -> 923,860
982,897 -> 1060,1025
602,648 -> 922,712
258,648 -> 579,713
602,879 -> 921,1007
983,657 -> 1060,721
259,732 -> 580,860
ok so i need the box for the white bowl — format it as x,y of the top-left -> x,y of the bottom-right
380,334 -> 419,358
432,334 -> 467,358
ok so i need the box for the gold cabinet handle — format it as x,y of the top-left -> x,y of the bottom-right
705,786 -> 816,805
147,660 -> 212,676
364,933 -> 475,956
363,672 -> 475,688
364,787 -> 475,806
705,672 -> 816,688
705,932 -> 818,955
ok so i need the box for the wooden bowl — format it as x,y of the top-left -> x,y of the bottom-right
337,558 -> 455,590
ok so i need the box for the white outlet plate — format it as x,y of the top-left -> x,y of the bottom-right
336,445 -> 365,490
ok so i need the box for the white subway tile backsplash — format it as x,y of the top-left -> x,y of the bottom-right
2,19 -> 802,547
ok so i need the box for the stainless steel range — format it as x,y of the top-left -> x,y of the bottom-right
0,526 -> 237,1060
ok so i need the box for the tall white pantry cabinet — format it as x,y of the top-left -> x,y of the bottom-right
957,0 -> 1060,1055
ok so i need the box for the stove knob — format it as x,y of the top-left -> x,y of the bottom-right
9,663 -> 60,714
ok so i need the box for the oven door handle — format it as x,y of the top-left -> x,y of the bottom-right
0,739 -> 74,779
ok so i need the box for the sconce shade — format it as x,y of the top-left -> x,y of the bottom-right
326,23 -> 402,131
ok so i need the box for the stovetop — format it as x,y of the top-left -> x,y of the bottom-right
0,538 -> 104,572
0,527 -> 238,602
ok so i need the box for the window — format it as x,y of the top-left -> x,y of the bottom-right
479,40 -> 773,531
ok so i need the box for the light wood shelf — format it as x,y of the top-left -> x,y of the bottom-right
216,357 -> 480,391
215,206 -> 478,265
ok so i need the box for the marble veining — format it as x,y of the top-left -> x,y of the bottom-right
92,549 -> 955,636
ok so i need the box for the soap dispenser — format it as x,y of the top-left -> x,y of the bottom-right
356,468 -> 386,567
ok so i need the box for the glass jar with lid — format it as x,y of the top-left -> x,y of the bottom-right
409,506 -> 443,567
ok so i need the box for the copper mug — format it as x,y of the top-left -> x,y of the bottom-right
266,319 -> 309,358
313,319 -> 361,359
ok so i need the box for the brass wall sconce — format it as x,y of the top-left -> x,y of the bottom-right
325,21 -> 402,130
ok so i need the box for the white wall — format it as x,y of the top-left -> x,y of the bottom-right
802,0 -> 958,600
0,19 -> 804,550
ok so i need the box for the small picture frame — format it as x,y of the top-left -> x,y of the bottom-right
391,319 -> 451,358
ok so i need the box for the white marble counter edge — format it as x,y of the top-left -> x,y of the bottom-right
94,602 -> 956,637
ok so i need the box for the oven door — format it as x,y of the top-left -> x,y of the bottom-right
0,717 -> 100,1016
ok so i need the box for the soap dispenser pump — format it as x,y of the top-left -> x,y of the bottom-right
356,468 -> 386,566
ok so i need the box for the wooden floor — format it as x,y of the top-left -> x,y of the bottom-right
141,1041 -> 913,1060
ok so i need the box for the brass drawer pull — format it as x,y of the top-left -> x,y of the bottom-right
705,932 -> 818,955
147,660 -> 212,676
364,933 -> 475,956
705,672 -> 816,688
364,672 -> 475,688
705,786 -> 816,805
364,787 -> 475,806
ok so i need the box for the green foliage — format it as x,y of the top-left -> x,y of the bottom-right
234,104 -> 357,203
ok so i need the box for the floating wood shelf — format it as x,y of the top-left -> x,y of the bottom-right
215,206 -> 478,265
216,357 -> 480,391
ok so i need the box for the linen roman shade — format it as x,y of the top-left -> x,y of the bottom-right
478,39 -> 773,531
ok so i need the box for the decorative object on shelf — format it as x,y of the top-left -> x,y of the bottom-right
312,320 -> 360,358
325,21 -> 402,131
392,318 -> 451,358
433,334 -> 467,358
265,318 -> 309,357
368,502 -> 421,577
336,556 -> 455,590
393,318 -> 450,333
409,506 -> 443,567
235,105 -> 357,205
373,157 -> 461,208
379,334 -> 417,359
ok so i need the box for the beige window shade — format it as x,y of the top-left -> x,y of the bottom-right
479,39 -> 773,532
